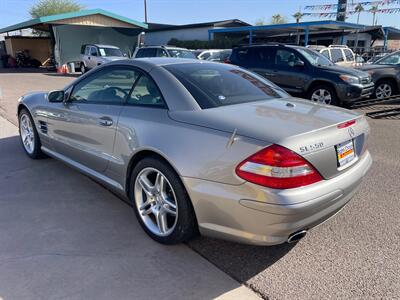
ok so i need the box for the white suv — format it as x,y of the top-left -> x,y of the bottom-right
310,45 -> 356,68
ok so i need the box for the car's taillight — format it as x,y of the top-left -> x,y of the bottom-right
235,144 -> 323,189
224,58 -> 231,64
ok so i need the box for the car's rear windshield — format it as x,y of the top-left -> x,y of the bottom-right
98,47 -> 123,57
163,63 -> 287,109
167,49 -> 196,59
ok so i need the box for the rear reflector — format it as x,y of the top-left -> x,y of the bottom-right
337,119 -> 356,129
236,144 -> 323,189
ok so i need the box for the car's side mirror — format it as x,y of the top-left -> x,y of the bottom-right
48,90 -> 65,103
294,60 -> 305,67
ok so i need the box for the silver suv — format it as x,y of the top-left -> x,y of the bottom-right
132,46 -> 196,59
80,44 -> 125,73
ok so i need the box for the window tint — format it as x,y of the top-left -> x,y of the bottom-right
330,49 -> 344,63
90,47 -> 98,56
128,75 -> 165,107
343,49 -> 354,61
377,53 -> 400,65
70,67 -> 139,104
164,63 -> 288,109
136,48 -> 157,58
251,47 -> 274,66
275,49 -> 301,67
84,46 -> 90,55
167,49 -> 196,58
321,49 -> 330,59
156,48 -> 168,57
235,48 -> 251,62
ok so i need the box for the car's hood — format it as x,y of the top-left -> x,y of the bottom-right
169,97 -> 362,143
358,64 -> 394,71
318,64 -> 369,77
102,56 -> 125,62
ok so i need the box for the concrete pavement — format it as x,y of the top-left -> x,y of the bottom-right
0,116 -> 259,300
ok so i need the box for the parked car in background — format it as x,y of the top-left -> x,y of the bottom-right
133,46 -> 196,59
230,44 -> 374,106
17,58 -> 372,246
359,51 -> 400,99
206,49 -> 232,63
366,53 -> 388,64
197,49 -> 221,60
80,44 -> 125,73
312,45 -> 357,68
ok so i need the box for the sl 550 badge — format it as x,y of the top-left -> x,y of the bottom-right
299,142 -> 324,154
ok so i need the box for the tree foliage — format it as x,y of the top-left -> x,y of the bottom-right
270,14 -> 287,24
255,18 -> 266,26
292,12 -> 304,23
29,0 -> 85,18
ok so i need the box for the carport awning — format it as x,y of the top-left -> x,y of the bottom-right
209,20 -> 366,38
0,8 -> 148,34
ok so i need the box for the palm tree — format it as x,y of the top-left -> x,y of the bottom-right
354,4 -> 364,53
293,11 -> 304,45
355,4 -> 364,24
370,5 -> 379,25
270,14 -> 287,24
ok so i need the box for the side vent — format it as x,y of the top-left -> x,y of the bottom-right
38,121 -> 48,134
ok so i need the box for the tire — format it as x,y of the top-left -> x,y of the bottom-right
81,63 -> 86,74
18,108 -> 45,159
129,156 -> 198,244
374,80 -> 395,99
308,84 -> 338,106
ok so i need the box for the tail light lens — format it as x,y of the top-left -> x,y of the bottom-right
235,144 -> 323,189
224,58 -> 231,64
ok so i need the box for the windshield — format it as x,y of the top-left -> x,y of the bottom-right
167,49 -> 196,59
164,63 -> 288,109
376,52 -> 400,65
207,50 -> 232,61
98,47 -> 124,57
296,48 -> 333,66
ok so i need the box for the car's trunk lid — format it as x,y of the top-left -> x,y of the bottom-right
169,97 -> 369,179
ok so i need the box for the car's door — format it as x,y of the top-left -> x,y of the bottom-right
46,66 -> 140,173
87,46 -> 99,68
247,47 -> 275,81
269,48 -> 309,94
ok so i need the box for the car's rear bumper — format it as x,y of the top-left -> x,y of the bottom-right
182,151 -> 372,246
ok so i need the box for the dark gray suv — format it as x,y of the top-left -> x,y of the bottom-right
230,44 -> 374,106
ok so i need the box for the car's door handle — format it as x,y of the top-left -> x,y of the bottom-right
98,116 -> 113,127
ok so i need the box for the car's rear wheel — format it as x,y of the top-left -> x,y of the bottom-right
308,85 -> 337,105
374,80 -> 394,99
130,157 -> 197,244
18,108 -> 44,159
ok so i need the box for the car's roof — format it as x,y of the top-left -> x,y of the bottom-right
140,45 -> 189,50
84,44 -> 120,49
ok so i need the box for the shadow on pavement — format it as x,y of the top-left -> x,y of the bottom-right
0,134 -> 258,300
189,236 -> 295,282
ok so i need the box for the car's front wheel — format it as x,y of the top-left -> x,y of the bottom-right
130,157 -> 198,244
18,108 -> 44,159
308,84 -> 337,106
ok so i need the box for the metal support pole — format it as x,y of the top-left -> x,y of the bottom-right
144,0 -> 148,23
304,27 -> 309,46
383,28 -> 388,51
249,30 -> 253,46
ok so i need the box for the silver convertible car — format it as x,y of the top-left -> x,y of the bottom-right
17,58 -> 372,245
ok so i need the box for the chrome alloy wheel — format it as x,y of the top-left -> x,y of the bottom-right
19,114 -> 35,154
134,167 -> 178,237
311,89 -> 332,105
375,83 -> 392,99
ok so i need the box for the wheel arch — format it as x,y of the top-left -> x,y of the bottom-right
307,80 -> 337,95
125,149 -> 183,198
17,103 -> 31,118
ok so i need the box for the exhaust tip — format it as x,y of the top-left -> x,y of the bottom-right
287,230 -> 307,244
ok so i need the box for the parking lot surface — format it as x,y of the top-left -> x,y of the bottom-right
1,72 -> 399,299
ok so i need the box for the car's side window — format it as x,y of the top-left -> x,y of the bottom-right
378,53 -> 400,65
70,67 -> 140,105
84,46 -> 90,55
127,74 -> 165,107
344,49 -> 354,62
321,49 -> 330,60
90,47 -> 98,56
156,48 -> 168,57
330,49 -> 344,63
275,49 -> 301,67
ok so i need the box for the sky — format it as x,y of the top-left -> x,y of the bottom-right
0,0 -> 399,29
